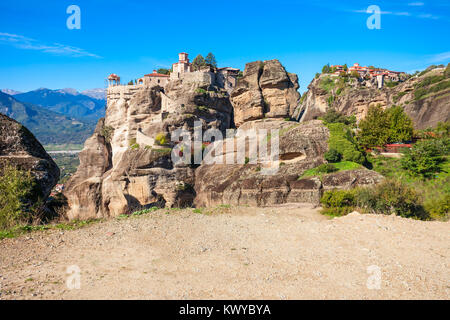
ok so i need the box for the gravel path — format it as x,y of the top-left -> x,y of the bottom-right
0,204 -> 448,300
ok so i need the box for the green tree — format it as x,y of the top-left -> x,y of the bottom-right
357,105 -> 390,148
192,54 -> 206,71
386,106 -> 414,143
205,52 -> 217,68
322,63 -> 331,74
157,68 -> 170,75
401,139 -> 447,178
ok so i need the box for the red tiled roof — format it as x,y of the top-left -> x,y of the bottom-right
144,72 -> 169,77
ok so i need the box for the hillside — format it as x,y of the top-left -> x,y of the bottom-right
296,64 -> 450,129
0,91 -> 96,145
14,88 -> 106,121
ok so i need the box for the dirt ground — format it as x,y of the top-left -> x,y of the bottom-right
0,204 -> 448,300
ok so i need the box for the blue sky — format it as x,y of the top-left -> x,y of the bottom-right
0,0 -> 449,94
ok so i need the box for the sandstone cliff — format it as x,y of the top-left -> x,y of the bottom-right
65,71 -> 233,219
231,60 -> 300,126
194,119 -> 383,207
296,65 -> 450,129
65,60 -> 386,219
0,113 -> 59,198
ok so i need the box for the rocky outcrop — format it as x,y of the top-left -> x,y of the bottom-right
0,113 -> 59,198
231,60 -> 300,126
296,66 -> 450,129
65,59 -> 387,220
65,70 -> 234,219
194,119 -> 383,207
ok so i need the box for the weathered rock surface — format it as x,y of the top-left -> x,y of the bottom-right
65,60 -> 387,220
231,60 -> 300,126
0,113 -> 59,198
65,70 -> 234,219
194,119 -> 383,207
296,67 -> 450,129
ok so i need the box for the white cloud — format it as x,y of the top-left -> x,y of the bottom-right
352,8 -> 439,20
0,32 -> 101,58
417,13 -> 439,19
408,2 -> 425,6
428,52 -> 450,63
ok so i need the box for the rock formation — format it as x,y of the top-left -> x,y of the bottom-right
65,69 -> 233,219
194,119 -> 383,207
231,60 -> 300,126
296,66 -> 450,129
65,59 -> 387,219
0,113 -> 59,198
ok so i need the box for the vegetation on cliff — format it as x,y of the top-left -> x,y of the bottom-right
319,107 -> 449,220
0,165 -> 40,230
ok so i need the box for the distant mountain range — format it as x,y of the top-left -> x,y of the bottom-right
81,88 -> 106,100
0,91 -> 96,145
10,88 -> 106,120
1,89 -> 22,95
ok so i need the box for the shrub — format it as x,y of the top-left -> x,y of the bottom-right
316,163 -> 338,173
393,91 -> 407,103
321,109 -> 356,126
195,88 -> 207,94
445,63 -> 450,78
423,193 -> 449,220
155,132 -> 169,146
356,179 -> 428,219
327,123 -> 366,164
320,189 -> 356,217
100,125 -> 114,143
0,165 -> 38,230
385,81 -> 398,88
319,76 -> 335,93
324,149 -> 342,163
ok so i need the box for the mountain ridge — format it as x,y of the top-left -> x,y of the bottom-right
0,91 -> 96,145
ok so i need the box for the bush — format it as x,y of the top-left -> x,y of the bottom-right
195,88 -> 207,94
424,193 -> 449,220
316,163 -> 338,173
445,63 -> 450,78
0,165 -> 38,230
320,189 -> 356,216
324,149 -> 342,163
327,123 -> 366,164
155,132 -> 169,146
100,125 -> 114,143
356,179 -> 428,219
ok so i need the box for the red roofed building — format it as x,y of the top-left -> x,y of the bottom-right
137,70 -> 170,86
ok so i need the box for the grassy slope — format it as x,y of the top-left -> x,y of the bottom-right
301,161 -> 362,178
